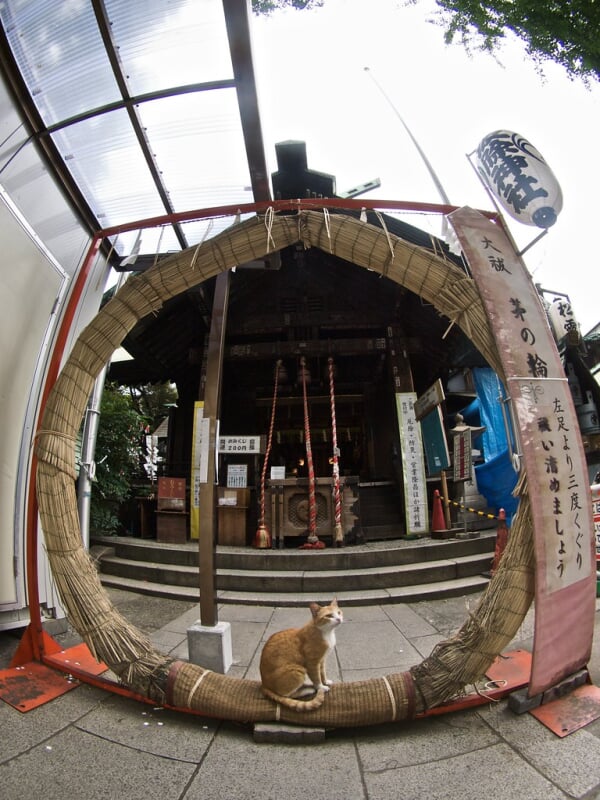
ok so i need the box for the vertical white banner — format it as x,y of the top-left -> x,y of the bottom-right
396,392 -> 429,536
449,206 -> 595,695
190,401 -> 205,540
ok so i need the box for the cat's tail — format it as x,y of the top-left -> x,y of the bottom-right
261,686 -> 326,711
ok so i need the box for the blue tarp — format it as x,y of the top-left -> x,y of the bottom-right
472,368 -> 509,460
468,368 -> 519,522
475,449 -> 519,521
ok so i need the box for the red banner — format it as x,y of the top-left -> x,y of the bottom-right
449,207 -> 595,696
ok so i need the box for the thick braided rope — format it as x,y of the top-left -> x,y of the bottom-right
328,357 -> 343,543
300,356 -> 318,543
258,360 -> 281,529
33,209 -> 534,725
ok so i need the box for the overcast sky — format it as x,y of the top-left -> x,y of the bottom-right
251,0 -> 600,335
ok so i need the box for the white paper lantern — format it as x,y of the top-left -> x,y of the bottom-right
547,296 -> 581,344
475,130 -> 563,228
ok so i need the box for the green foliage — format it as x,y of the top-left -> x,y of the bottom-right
430,1 -> 600,83
253,0 -> 600,83
127,381 -> 178,432
251,0 -> 323,15
89,382 -> 144,535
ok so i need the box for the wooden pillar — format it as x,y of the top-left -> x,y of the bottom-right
198,271 -> 230,627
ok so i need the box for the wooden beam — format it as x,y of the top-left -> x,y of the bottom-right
198,271 -> 230,627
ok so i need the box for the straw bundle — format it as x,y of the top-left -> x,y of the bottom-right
167,661 -> 417,726
34,209 -> 535,724
411,473 -> 534,707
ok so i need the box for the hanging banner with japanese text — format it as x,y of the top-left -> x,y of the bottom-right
448,207 -> 595,696
395,392 -> 429,536
190,401 -> 209,541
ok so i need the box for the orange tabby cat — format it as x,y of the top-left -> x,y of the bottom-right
260,599 -> 343,711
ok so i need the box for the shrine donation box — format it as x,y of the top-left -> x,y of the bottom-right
156,477 -> 188,544
217,488 -> 250,546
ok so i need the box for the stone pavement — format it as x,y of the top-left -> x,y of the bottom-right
2,588 -> 600,800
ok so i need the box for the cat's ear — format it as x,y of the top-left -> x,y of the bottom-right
331,598 -> 339,607
309,602 -> 321,617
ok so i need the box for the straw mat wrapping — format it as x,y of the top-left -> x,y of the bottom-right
34,209 -> 534,723
167,660 -> 417,726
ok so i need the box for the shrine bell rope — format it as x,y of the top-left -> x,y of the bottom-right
328,357 -> 344,545
34,208 -> 535,726
300,356 -> 319,545
255,359 -> 282,546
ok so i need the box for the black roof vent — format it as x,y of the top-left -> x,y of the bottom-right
272,140 -> 336,200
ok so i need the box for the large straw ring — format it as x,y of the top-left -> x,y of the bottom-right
35,210 -> 534,726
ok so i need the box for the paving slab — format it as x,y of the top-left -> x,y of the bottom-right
409,595 -> 480,635
219,603 -> 275,623
359,740 -> 569,800
185,721 -> 365,800
0,682 -> 106,763
77,693 -> 218,762
478,702 -> 600,798
335,620 -> 421,672
226,619 -> 269,668
354,711 -> 500,768
339,604 -> 392,622
0,723 -> 196,800
2,588 -> 600,800
106,588 -> 195,633
383,602 -> 438,638
159,604 -> 203,634
150,628 -> 187,655
408,632 -> 446,659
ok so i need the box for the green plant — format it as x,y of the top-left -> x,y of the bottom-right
89,382 -> 144,535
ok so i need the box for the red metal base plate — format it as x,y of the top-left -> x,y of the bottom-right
486,648 -> 532,688
0,661 -> 79,712
0,641 -> 108,713
44,642 -> 108,677
419,649 -> 532,717
530,684 -> 600,737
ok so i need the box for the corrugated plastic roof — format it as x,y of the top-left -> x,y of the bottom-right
0,0 -> 267,258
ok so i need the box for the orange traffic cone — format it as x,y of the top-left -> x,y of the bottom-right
490,509 -> 508,575
431,489 -> 447,533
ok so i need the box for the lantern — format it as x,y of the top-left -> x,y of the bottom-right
475,130 -> 563,228
547,296 -> 581,345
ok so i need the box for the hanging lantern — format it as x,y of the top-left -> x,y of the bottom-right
547,296 -> 581,346
475,130 -> 563,228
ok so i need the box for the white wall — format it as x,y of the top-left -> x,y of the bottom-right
0,75 -> 109,627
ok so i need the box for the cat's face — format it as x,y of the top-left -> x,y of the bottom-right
311,600 -> 343,630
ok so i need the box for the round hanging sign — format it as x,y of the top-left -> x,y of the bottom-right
475,130 -> 563,228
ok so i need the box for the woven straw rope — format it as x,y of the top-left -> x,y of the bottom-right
35,210 -> 534,723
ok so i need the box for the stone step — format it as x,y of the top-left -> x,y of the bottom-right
98,550 -> 493,594
97,573 -> 490,607
91,530 -> 496,606
91,531 -> 496,571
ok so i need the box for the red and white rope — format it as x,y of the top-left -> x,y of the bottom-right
258,360 -> 281,529
328,357 -> 343,544
301,357 -> 318,543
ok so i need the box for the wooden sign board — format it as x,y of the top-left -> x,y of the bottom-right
421,406 -> 450,477
157,477 -> 186,511
414,379 -> 445,422
219,435 -> 264,454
